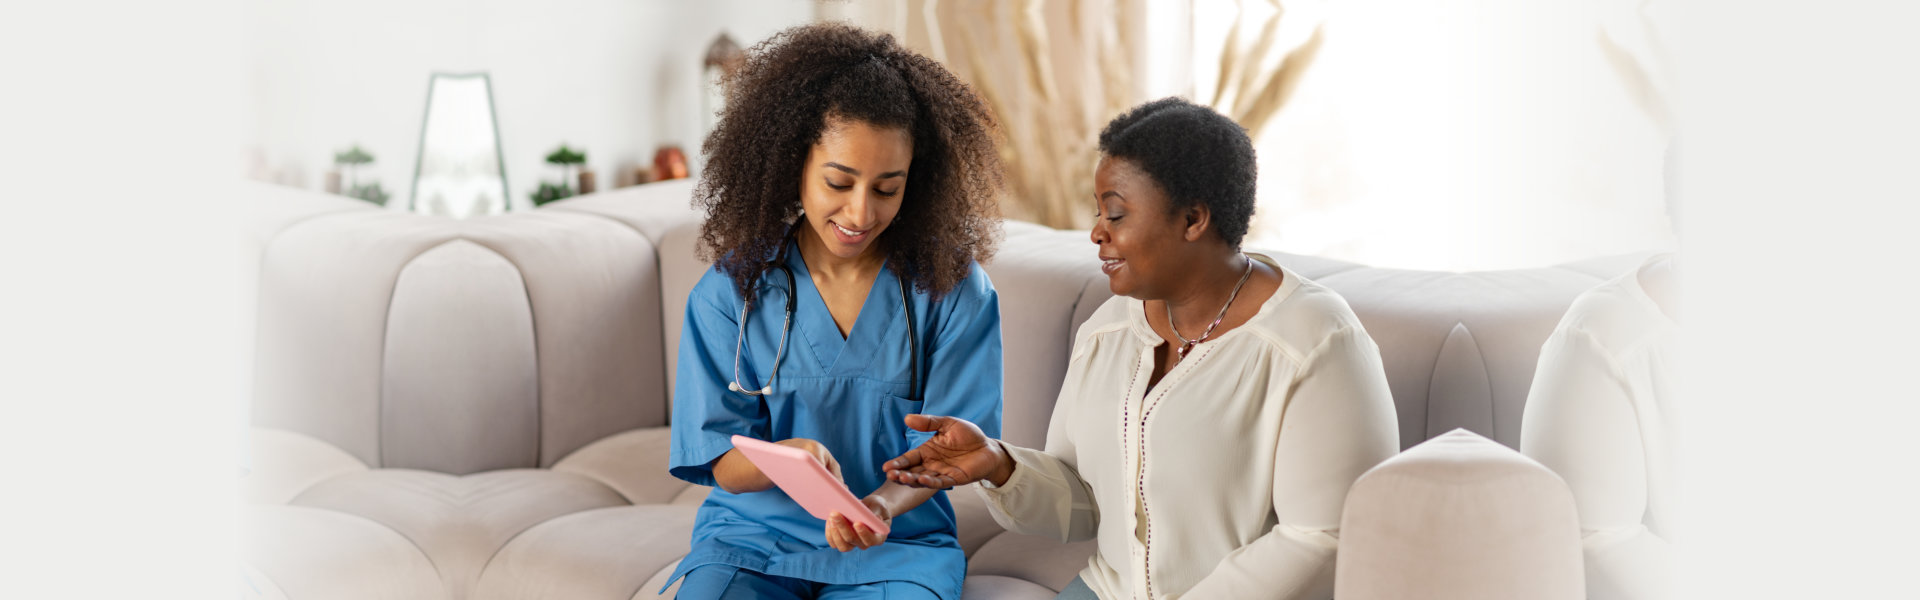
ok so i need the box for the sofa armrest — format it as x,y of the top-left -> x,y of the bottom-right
1334,428 -> 1585,600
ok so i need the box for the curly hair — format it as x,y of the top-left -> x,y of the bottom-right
1097,97 -> 1257,248
696,22 -> 1003,304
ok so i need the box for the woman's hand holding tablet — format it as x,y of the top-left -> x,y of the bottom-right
730,435 -> 892,539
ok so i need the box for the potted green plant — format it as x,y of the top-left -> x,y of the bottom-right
346,182 -> 391,205
333,145 -> 389,206
531,144 -> 587,206
530,181 -> 572,206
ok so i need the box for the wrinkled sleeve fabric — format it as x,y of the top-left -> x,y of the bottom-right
1179,326 -> 1400,600
911,264 -> 1004,449
667,269 -> 768,487
1522,328 -> 1672,600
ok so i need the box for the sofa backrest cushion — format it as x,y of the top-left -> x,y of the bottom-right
979,222 -> 1117,449
250,178 -> 1652,473
252,193 -> 669,471
1304,258 -> 1647,449
545,179 -> 712,418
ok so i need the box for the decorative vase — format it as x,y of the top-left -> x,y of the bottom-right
653,147 -> 689,181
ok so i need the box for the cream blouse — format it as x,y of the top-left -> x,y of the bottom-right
977,255 -> 1400,600
1521,255 -> 1678,600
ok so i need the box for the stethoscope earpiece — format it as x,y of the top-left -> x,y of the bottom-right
727,381 -> 771,395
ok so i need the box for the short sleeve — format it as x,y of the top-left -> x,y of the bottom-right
666,268 -> 769,487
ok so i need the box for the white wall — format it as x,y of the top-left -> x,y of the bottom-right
1212,0 -> 1676,271
244,0 -> 813,209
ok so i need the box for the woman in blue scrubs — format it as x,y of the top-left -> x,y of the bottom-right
663,23 -> 1006,600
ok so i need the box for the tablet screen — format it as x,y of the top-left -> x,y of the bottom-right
730,435 -> 890,536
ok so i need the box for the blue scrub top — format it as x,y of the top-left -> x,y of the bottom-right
664,243 -> 1004,600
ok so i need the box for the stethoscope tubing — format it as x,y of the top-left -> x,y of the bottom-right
729,257 -> 919,401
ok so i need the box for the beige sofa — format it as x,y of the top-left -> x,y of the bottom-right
241,179 -> 1643,599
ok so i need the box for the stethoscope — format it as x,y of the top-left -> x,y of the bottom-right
727,242 -> 919,401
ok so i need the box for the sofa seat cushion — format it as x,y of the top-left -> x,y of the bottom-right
961,575 -> 1067,600
948,482 -> 1005,557
551,426 -> 692,505
964,531 -> 1098,593
244,505 -> 445,600
244,428 -> 368,505
471,505 -> 699,599
289,468 -> 631,597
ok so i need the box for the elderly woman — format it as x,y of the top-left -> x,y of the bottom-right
884,98 -> 1400,600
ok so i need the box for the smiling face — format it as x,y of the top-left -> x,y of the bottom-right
798,116 -> 914,261
1091,156 -> 1196,299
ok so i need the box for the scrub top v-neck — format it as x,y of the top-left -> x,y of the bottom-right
665,243 -> 1004,600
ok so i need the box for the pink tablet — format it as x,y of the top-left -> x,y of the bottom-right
730,435 -> 890,537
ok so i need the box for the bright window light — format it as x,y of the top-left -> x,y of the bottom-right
1196,0 -> 1673,271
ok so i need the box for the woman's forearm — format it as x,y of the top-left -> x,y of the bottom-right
868,479 -> 940,519
711,448 -> 775,494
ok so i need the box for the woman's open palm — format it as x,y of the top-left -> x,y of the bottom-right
884,415 -> 1007,489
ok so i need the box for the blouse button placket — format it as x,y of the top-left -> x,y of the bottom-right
1123,346 -> 1151,596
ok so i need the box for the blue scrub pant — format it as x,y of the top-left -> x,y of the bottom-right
1053,576 -> 1100,600
676,565 -> 940,600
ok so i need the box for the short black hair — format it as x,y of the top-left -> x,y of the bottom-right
1097,97 -> 1257,248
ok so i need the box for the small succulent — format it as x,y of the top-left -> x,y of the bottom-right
530,181 -> 574,206
346,182 -> 391,206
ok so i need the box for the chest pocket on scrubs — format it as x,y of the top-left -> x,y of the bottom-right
879,393 -> 924,450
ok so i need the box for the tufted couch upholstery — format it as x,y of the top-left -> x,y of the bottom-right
1335,429 -> 1586,600
240,179 -> 1645,599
